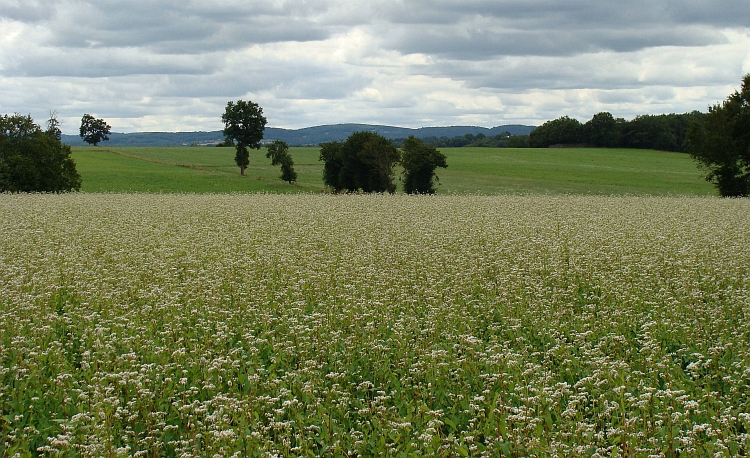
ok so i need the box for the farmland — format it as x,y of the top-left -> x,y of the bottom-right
1,193 -> 748,456
71,146 -> 715,195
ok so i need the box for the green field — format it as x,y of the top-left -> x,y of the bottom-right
72,146 -> 715,195
1,194 -> 748,456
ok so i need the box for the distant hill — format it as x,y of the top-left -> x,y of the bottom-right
62,124 -> 536,147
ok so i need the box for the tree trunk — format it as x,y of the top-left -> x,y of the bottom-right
240,166 -> 245,176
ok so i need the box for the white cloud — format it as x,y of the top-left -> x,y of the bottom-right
0,0 -> 748,133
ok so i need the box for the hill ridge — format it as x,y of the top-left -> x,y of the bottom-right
62,123 -> 535,147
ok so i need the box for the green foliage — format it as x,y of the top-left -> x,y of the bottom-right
221,100 -> 267,175
79,114 -> 111,146
400,135 -> 447,194
506,134 -> 529,148
583,112 -> 622,147
46,110 -> 62,140
215,139 -> 234,147
0,114 -> 82,192
620,113 -> 700,152
319,141 -> 345,190
394,132 -> 529,148
319,131 -> 400,192
265,140 -> 297,184
688,74 -> 750,197
529,116 -> 583,147
529,112 -> 704,151
234,146 -> 250,176
416,112 -> 702,151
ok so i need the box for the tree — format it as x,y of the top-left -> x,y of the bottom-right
265,140 -> 297,184
46,110 -> 62,140
221,100 -> 267,176
688,74 -> 750,197
1,113 -> 82,192
400,136 -> 447,194
506,135 -> 529,148
583,112 -> 621,147
79,114 -> 111,146
528,116 -> 583,147
319,141 -> 346,190
319,132 -> 399,193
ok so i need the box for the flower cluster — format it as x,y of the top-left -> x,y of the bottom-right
1,193 -> 749,456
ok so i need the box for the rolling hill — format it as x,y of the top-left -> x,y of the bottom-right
61,123 -> 536,147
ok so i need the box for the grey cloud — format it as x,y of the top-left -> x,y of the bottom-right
5,47 -> 221,77
419,49 -> 741,95
0,0 -> 57,22
384,24 -> 725,60
134,52 -> 372,101
373,0 -> 743,60
383,0 -> 750,29
31,0 -> 335,54
48,14 -> 329,54
2,0 -> 748,131
665,0 -> 750,28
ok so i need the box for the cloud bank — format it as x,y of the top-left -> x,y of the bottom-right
1,0 -> 749,133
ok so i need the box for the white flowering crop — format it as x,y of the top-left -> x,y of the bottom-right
1,194 -> 749,456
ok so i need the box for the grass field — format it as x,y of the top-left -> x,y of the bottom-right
71,146 -> 715,195
1,194 -> 748,456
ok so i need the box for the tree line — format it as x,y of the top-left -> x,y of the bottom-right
390,112 -> 705,152
391,132 -> 529,149
523,111 -> 704,151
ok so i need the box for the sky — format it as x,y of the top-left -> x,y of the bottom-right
1,0 -> 749,134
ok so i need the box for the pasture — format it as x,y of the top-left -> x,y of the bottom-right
1,193 -> 748,456
71,146 -> 715,195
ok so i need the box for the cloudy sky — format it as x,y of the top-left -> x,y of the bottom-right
1,0 -> 749,134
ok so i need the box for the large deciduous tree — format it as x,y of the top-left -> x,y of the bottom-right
528,116 -> 583,148
265,140 -> 297,184
319,132 -> 399,193
79,114 -> 111,146
221,100 -> 267,176
688,74 -> 750,197
1,113 -> 82,192
400,135 -> 447,194
319,141 -> 347,190
583,112 -> 622,147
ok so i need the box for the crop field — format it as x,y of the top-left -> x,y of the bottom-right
1,193 -> 748,457
70,146 -> 715,196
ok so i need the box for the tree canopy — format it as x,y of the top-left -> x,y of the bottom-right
221,100 -> 267,176
79,114 -> 111,146
400,136 -> 447,194
529,116 -> 583,147
583,112 -> 621,147
524,112 -> 703,151
319,132 -> 400,193
688,74 -> 750,197
1,114 -> 82,192
265,140 -> 297,184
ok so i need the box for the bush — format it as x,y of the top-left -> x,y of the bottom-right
0,114 -> 81,192
401,136 -> 447,194
319,132 -> 399,193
